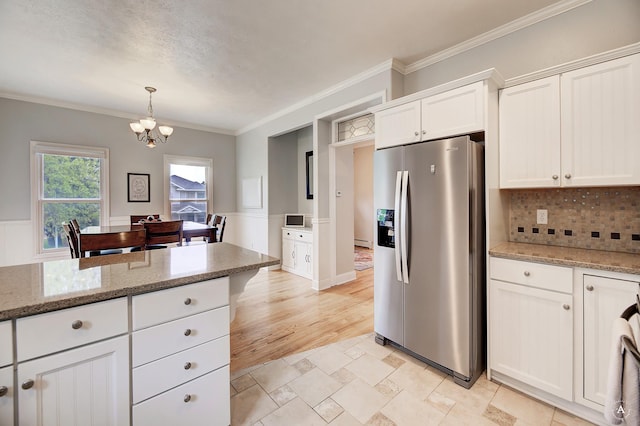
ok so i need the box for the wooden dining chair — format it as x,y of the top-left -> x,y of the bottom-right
71,218 -> 124,256
141,220 -> 183,250
211,215 -> 226,242
79,228 -> 147,257
62,223 -> 79,258
130,214 -> 160,224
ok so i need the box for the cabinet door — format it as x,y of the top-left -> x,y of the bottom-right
583,274 -> 639,407
375,100 -> 421,149
294,241 -> 312,278
489,280 -> 573,400
18,335 -> 129,426
282,237 -> 295,270
302,241 -> 313,277
561,54 -> 640,186
421,81 -> 484,141
0,365 -> 13,426
499,76 -> 561,188
0,320 -> 11,367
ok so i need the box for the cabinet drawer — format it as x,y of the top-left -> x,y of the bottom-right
132,278 -> 229,330
132,307 -> 229,367
133,366 -> 230,426
16,298 -> 127,361
283,229 -> 312,243
295,231 -> 312,243
0,321 -> 12,367
133,335 -> 229,404
490,257 -> 572,294
0,365 -> 14,426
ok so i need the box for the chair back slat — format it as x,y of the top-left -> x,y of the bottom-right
62,223 -> 79,258
144,220 -> 183,246
80,229 -> 147,255
211,215 -> 226,242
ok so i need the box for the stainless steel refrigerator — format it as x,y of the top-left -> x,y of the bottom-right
373,135 -> 485,388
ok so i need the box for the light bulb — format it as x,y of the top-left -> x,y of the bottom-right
140,117 -> 156,130
158,126 -> 174,136
130,122 -> 145,133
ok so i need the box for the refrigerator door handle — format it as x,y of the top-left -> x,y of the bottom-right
394,171 -> 403,282
400,170 -> 409,284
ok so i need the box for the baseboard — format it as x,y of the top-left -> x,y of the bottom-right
354,239 -> 372,249
334,270 -> 357,286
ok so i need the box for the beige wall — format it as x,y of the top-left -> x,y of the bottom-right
354,144 -> 374,247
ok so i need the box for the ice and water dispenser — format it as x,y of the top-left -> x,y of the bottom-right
377,209 -> 395,248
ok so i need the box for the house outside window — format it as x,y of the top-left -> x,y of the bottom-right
31,141 -> 109,257
164,155 -> 213,223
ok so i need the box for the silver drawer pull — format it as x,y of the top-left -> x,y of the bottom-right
586,285 -> 594,291
563,304 -> 571,310
184,394 -> 192,403
523,271 -> 530,277
565,173 -> 572,179
71,320 -> 83,330
184,362 -> 192,370
184,329 -> 192,336
414,131 -> 419,136
22,379 -> 34,390
552,175 -> 559,180
184,297 -> 192,305
0,386 -> 8,397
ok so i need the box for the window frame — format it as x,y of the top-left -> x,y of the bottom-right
30,141 -> 110,259
164,154 -> 213,223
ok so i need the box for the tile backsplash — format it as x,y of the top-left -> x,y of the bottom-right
509,187 -> 640,254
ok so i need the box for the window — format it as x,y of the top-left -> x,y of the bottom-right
164,155 -> 213,223
31,141 -> 109,256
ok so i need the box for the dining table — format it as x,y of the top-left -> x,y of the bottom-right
80,221 -> 217,255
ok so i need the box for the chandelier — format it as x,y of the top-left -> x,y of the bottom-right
129,86 -> 174,148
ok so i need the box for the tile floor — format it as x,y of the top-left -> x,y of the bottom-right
230,333 -> 596,425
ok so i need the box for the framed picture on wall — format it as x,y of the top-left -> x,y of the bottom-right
128,173 -> 150,202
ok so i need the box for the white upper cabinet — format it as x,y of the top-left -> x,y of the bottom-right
375,100 -> 421,149
500,53 -> 640,188
375,81 -> 486,149
561,54 -> 640,187
421,81 -> 484,141
499,76 -> 561,188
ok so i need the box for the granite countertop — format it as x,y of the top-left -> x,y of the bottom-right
489,242 -> 640,276
0,243 -> 279,321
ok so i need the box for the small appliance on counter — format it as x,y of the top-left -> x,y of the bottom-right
284,213 -> 306,228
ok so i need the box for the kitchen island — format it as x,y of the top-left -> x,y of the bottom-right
0,242 -> 279,426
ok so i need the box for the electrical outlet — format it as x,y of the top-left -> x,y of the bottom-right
536,209 -> 548,225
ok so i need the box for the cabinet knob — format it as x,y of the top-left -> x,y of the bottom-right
21,379 -> 34,390
0,386 -> 8,397
414,131 -> 419,137
586,285 -> 594,291
184,394 -> 192,403
563,304 -> 571,310
565,173 -> 572,179
422,130 -> 426,135
552,175 -> 559,180
523,271 -> 530,277
184,328 -> 192,336
184,297 -> 192,305
71,320 -> 83,330
184,362 -> 192,370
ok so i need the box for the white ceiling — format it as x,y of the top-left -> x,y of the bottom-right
0,0 -> 577,134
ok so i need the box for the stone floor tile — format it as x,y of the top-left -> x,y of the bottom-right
390,348 -> 428,368
250,359 -> 301,393
427,390 -> 456,414
288,367 -> 343,407
365,412 -> 396,425
260,397 -> 326,426
551,408 -> 597,425
308,345 -> 354,375
314,398 -> 344,423
440,403 -> 500,426
346,353 -> 395,386
374,378 -> 401,398
231,363 -> 265,380
283,346 -> 320,365
332,378 -> 393,424
434,375 -> 497,416
230,384 -> 278,426
351,338 -> 394,360
386,361 -> 444,400
232,373 -> 258,393
380,389 -> 445,425
292,357 -> 315,374
483,404 -> 517,426
329,411 -> 364,426
490,385 -> 555,425
332,367 -> 358,385
381,353 -> 405,369
269,384 -> 297,407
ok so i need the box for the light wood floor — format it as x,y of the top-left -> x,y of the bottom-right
230,267 -> 374,372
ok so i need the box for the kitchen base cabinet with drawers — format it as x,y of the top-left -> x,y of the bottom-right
489,256 -> 640,425
282,227 -> 313,279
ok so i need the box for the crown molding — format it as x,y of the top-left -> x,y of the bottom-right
235,58 -> 404,136
504,42 -> 640,87
0,91 -> 236,136
404,0 -> 593,74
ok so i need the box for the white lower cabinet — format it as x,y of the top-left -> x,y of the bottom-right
582,274 -> 640,408
131,278 -> 230,426
282,228 -> 313,279
17,335 -> 129,426
0,365 -> 13,426
490,279 -> 573,400
133,366 -> 229,425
